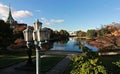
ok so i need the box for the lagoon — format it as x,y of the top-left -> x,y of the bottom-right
50,37 -> 98,52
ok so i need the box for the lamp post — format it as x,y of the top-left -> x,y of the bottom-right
23,19 -> 50,74
23,27 -> 33,66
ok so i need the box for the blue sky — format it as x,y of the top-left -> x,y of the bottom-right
0,0 -> 120,32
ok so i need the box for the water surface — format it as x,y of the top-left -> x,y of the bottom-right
50,37 -> 98,52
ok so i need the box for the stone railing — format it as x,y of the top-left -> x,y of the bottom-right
98,51 -> 120,55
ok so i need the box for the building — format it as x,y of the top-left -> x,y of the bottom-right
6,6 -> 18,29
6,6 -> 27,29
69,31 -> 77,36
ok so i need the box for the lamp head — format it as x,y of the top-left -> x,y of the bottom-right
34,19 -> 42,31
23,26 -> 33,42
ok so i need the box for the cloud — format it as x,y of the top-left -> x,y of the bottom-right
0,3 -> 9,17
0,3 -> 32,20
41,18 -> 64,25
13,10 -> 32,18
50,19 -> 64,23
115,8 -> 120,11
17,20 -> 24,23
35,10 -> 41,12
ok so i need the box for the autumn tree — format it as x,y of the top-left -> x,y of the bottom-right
86,29 -> 97,39
98,23 -> 120,49
76,30 -> 86,37
102,25 -> 120,48
0,20 -> 13,48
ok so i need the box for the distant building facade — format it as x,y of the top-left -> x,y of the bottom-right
69,31 -> 77,36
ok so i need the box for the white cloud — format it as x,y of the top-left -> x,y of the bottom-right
0,3 -> 32,20
50,19 -> 64,23
17,20 -> 24,23
41,18 -> 64,25
115,8 -> 120,11
0,3 -> 9,17
35,10 -> 41,12
13,10 -> 32,18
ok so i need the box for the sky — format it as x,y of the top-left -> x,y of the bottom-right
0,0 -> 120,32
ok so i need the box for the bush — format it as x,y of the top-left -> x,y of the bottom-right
70,52 -> 107,74
113,60 -> 120,68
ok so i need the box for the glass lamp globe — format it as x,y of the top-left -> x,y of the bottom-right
23,27 -> 33,42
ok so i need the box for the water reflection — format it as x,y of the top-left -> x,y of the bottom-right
41,37 -> 98,52
64,39 -> 81,52
41,42 -> 54,51
50,39 -> 69,51
81,41 -> 98,52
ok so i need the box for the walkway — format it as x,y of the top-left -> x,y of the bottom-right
46,55 -> 71,74
0,51 -> 81,74
41,50 -> 81,56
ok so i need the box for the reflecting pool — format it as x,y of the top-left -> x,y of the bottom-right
50,37 -> 98,52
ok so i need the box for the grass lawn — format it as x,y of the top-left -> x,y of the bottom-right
0,50 -> 32,68
14,55 -> 65,74
40,55 -> 65,73
0,56 -> 28,68
99,54 -> 120,73
0,50 -> 65,73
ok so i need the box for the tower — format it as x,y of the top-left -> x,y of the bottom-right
6,5 -> 17,29
7,6 -> 14,23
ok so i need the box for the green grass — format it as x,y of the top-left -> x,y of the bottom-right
0,50 -> 65,73
0,57 -> 27,68
13,55 -> 65,73
99,55 -> 120,73
0,50 -> 31,68
40,55 -> 65,72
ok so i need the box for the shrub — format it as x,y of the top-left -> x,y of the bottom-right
70,52 -> 107,74
113,60 -> 120,68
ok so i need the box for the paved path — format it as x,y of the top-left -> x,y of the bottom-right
41,50 -> 81,56
0,51 -> 80,74
46,55 -> 71,74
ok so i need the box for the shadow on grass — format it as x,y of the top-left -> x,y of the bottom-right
99,54 -> 120,74
15,55 -> 65,74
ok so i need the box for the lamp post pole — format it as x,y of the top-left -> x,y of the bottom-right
23,19 -> 50,74
36,44 -> 40,74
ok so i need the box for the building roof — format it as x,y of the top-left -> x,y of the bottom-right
7,6 -> 14,22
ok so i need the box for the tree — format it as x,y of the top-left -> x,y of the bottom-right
97,28 -> 109,38
13,25 -> 27,39
59,29 -> 69,38
86,29 -> 97,39
101,24 -> 120,48
0,20 -> 13,48
76,30 -> 86,37
94,22 -> 120,49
